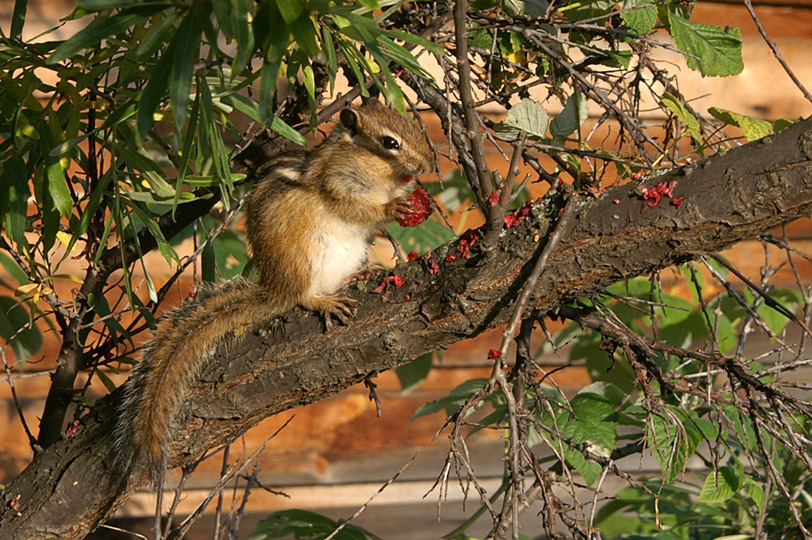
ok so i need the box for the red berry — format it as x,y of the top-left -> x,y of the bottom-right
396,186 -> 432,227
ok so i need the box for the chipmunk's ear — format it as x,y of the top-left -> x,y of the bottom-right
339,108 -> 361,135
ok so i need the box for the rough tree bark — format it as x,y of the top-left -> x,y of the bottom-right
1,117 -> 811,540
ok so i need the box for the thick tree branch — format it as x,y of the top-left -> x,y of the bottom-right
2,118 -> 812,540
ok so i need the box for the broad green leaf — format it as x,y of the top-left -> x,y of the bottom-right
395,353 -> 433,395
563,443 -> 603,486
647,411 -> 693,483
500,98 -> 549,139
698,465 -> 742,503
773,118 -> 795,133
669,15 -> 743,77
503,0 -> 549,17
708,107 -> 772,142
247,509 -> 381,540
621,0 -> 657,34
412,378 -> 487,420
386,214 -> 456,254
209,229 -> 250,279
0,296 -> 43,364
570,387 -> 619,452
550,92 -> 588,140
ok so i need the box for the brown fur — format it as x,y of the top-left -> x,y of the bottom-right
115,102 -> 433,483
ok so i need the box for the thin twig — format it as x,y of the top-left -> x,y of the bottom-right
323,456 -> 417,540
743,0 -> 812,104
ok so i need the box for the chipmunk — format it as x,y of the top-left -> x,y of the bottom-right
114,100 -> 434,483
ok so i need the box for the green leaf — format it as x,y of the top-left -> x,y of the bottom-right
412,378 -> 487,420
66,171 -> 113,255
647,410 -> 695,483
11,0 -> 27,40
570,386 -> 619,452
268,115 -> 308,146
2,156 -> 30,250
660,91 -> 700,141
0,253 -> 30,286
744,479 -> 765,510
621,0 -> 657,34
247,509 -> 381,540
386,214 -> 456,254
209,229 -> 250,279
395,353 -> 433,395
37,122 -> 73,218
276,0 -> 304,24
0,296 -> 43,364
503,0 -> 549,17
76,0 -> 138,9
49,7 -> 165,64
290,14 -> 320,58
773,118 -> 795,133
550,92 -> 588,141
554,384 -> 621,486
136,38 -> 175,142
499,98 -> 549,139
708,107 -> 772,142
169,6 -> 204,134
698,465 -> 742,503
95,369 -> 118,393
669,14 -> 743,77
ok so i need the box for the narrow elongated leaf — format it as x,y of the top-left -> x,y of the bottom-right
136,41 -> 175,141
66,171 -> 113,255
2,156 -> 29,249
11,0 -> 27,40
49,8 -> 163,64
268,116 -> 308,146
77,0 -> 138,9
37,122 -> 73,218
289,14 -> 320,58
276,0 -> 304,24
169,7 -> 204,134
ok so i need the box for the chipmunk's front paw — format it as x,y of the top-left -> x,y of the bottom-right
395,186 -> 432,227
303,294 -> 358,326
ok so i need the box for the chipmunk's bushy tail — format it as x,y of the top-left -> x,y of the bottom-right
112,279 -> 282,484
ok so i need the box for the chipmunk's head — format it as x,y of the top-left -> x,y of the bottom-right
338,100 -> 434,184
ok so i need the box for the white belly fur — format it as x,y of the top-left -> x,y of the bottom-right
308,215 -> 372,297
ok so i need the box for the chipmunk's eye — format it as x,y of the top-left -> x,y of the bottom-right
380,136 -> 400,150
